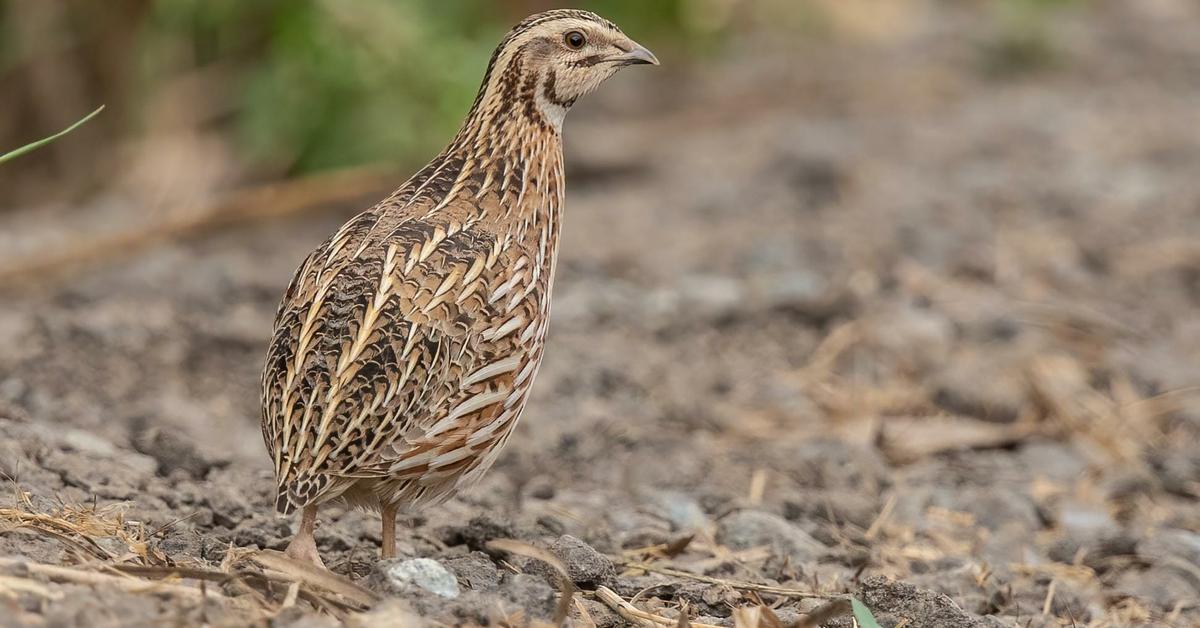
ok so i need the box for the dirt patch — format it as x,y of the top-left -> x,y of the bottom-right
2,3 -> 1200,626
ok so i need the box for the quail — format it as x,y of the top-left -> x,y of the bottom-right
260,10 -> 657,567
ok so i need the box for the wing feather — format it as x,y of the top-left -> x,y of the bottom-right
261,195 -> 511,513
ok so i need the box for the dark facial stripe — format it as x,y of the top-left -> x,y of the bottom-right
542,69 -> 576,109
569,54 -> 607,68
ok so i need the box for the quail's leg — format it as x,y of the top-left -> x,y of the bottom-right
284,504 -> 325,569
381,503 -> 398,559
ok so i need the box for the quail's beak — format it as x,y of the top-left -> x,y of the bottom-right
611,39 -> 660,66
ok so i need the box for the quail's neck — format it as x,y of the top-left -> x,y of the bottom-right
429,68 -> 566,229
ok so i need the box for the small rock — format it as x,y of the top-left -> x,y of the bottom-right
676,274 -> 745,320
784,491 -> 880,530
857,576 -> 1007,628
131,424 -> 224,479
443,551 -> 501,590
59,428 -> 119,457
498,573 -> 557,620
952,485 -> 1041,532
547,535 -> 615,588
867,303 -> 954,371
345,599 -> 422,628
761,271 -> 824,306
205,482 -> 253,529
1113,566 -> 1199,611
378,558 -> 460,599
1019,441 -> 1088,482
716,510 -> 825,563
272,607 -> 341,628
932,351 -> 1026,423
575,598 -> 623,628
789,440 -> 890,493
1138,529 -> 1200,566
1058,500 -> 1117,537
524,475 -> 556,500
1047,533 -> 1137,573
438,514 -> 516,552
651,490 -> 708,530
1147,449 -> 1200,498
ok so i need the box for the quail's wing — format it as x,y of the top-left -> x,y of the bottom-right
261,201 -> 517,510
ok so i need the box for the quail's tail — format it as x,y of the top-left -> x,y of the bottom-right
274,474 -> 330,515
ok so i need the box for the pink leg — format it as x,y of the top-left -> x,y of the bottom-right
381,503 -> 398,559
283,504 -> 325,569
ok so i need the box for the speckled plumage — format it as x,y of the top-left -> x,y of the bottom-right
260,10 -> 656,564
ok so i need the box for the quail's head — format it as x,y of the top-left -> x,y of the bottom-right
483,10 -> 658,127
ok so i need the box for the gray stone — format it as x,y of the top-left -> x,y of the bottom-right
344,599 -> 422,628
784,491 -> 880,529
442,551 -> 501,591
1019,440 -> 1088,482
497,573 -> 557,620
380,558 -> 460,599
528,535 -> 615,588
857,576 -> 1008,628
651,490 -> 708,530
716,510 -> 825,563
677,274 -> 745,319
131,425 -> 223,479
1058,500 -> 1117,537
1138,529 -> 1200,567
1113,566 -> 1200,611
932,351 -> 1027,423
868,303 -> 954,371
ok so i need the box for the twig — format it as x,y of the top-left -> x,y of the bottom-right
0,508 -> 120,559
0,573 -> 63,600
0,557 -> 237,603
1042,579 -> 1057,617
0,165 -> 393,288
593,586 -> 723,628
1,522 -> 111,561
252,549 -> 379,609
864,493 -> 897,540
617,560 -> 837,600
486,538 -> 577,627
795,599 -> 852,627
748,469 -> 768,506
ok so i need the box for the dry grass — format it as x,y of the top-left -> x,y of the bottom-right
0,498 -> 380,622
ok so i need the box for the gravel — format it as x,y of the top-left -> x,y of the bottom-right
2,4 -> 1199,625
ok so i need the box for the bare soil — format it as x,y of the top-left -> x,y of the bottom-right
2,3 -> 1199,626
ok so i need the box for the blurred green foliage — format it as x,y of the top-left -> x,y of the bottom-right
135,0 -> 718,175
984,0 -> 1087,76
0,0 -> 1085,187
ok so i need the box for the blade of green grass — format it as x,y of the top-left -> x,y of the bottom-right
850,597 -> 882,628
0,105 -> 105,165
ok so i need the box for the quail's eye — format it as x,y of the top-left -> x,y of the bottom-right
564,30 -> 586,50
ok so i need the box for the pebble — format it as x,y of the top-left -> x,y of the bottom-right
1058,500 -> 1118,537
1113,566 -> 1199,611
651,490 -> 708,530
549,535 -> 615,587
1138,529 -> 1200,566
380,558 -> 461,599
442,551 -> 501,590
857,576 -> 1008,628
716,510 -> 825,563
931,350 -> 1026,423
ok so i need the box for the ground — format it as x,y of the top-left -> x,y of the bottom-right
1,3 -> 1199,627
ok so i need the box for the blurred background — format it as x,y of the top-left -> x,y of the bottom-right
2,0 -> 1089,203
2,0 -> 1200,625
